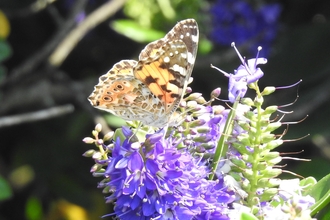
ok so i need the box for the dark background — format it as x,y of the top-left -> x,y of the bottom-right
0,0 -> 330,219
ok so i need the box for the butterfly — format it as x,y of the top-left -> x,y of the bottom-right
88,19 -> 199,127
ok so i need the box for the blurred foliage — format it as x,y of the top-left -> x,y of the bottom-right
0,0 -> 329,219
123,0 -> 204,27
111,19 -> 164,43
310,174 -> 330,219
0,175 -> 12,200
0,11 -> 11,83
0,9 -> 10,38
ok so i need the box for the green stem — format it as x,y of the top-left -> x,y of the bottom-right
209,96 -> 240,180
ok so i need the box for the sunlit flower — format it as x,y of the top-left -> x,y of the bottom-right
212,43 -> 267,102
83,42 -> 318,220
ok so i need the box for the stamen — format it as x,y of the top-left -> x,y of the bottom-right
210,64 -> 230,76
254,46 -> 262,68
275,79 -> 302,90
231,42 -> 245,65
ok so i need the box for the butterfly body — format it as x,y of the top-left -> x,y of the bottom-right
88,19 -> 199,127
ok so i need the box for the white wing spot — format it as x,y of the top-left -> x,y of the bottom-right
191,34 -> 198,43
181,53 -> 187,59
164,56 -> 170,63
187,52 -> 195,64
172,64 -> 185,75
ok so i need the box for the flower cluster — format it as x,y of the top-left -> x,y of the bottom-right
83,44 -> 318,219
210,0 -> 282,56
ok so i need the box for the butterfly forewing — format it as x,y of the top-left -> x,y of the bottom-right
135,19 -> 199,113
88,19 -> 199,127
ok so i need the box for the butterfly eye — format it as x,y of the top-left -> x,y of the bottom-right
103,96 -> 113,102
116,84 -> 124,90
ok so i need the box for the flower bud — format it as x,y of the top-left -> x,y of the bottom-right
241,98 -> 254,106
255,95 -> 264,106
90,163 -> 102,172
103,131 -> 114,141
97,139 -> 104,146
196,96 -> 207,104
263,105 -> 278,115
256,162 -> 268,170
200,143 -> 215,150
95,123 -> 102,132
268,157 -> 282,165
213,105 -> 225,115
265,122 -> 281,132
193,135 -> 212,143
260,168 -> 282,178
261,86 -> 276,96
83,149 -> 96,157
187,100 -> 198,108
262,151 -> 280,160
265,139 -> 283,150
261,133 -> 275,143
189,119 -> 206,127
196,126 -> 211,134
186,93 -> 202,101
260,188 -> 278,201
92,152 -> 102,160
82,137 -> 95,144
92,130 -> 98,137
185,86 -> 192,94
210,88 -> 221,98
231,158 -> 247,169
92,171 -> 105,177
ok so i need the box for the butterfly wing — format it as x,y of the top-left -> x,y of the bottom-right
88,60 -> 168,124
134,19 -> 199,115
88,19 -> 199,127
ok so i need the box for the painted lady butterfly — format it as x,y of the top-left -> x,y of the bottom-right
88,19 -> 199,127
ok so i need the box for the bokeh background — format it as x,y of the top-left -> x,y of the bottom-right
1,0 -> 330,219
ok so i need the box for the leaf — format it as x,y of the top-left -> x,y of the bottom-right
209,96 -> 239,180
104,114 -> 126,128
0,40 -> 12,62
25,196 -> 43,220
309,173 -> 330,216
240,212 -> 258,220
111,19 -> 165,43
0,175 -> 12,201
300,176 -> 317,196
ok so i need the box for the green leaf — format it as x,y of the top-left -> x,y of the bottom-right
315,202 -> 330,220
25,196 -> 43,220
199,38 -> 213,55
209,96 -> 239,180
0,175 -> 12,201
240,212 -> 258,220
309,173 -> 330,216
300,176 -> 317,196
113,128 -> 127,144
111,19 -> 165,43
0,40 -> 12,62
104,114 -> 126,128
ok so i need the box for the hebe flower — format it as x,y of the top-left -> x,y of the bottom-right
210,0 -> 282,56
85,124 -> 235,219
83,44 -> 318,219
